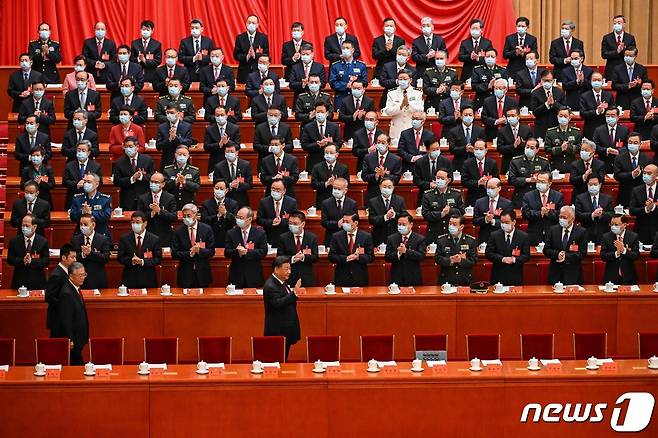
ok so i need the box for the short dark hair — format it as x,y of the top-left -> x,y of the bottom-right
314,101 -> 328,111
117,44 -> 130,52
383,17 -> 395,25
289,210 -> 307,222
343,213 -> 359,222
450,80 -> 464,89
540,69 -> 553,79
120,76 -> 136,86
628,131 -> 642,140
24,180 -> 38,191
31,80 -> 45,88
269,135 -> 283,144
30,146 -> 45,155
273,255 -> 291,269
397,68 -> 412,78
291,21 -> 304,30
461,104 -> 475,112
190,18 -> 203,26
300,43 -> 313,51
449,214 -> 464,225
60,243 -> 76,259
516,16 -> 530,26
500,209 -> 516,221
624,46 -> 639,56
19,52 -> 31,60
485,48 -> 498,56
642,79 -> 655,88
140,20 -> 155,29
470,18 -> 484,27
165,103 -> 180,111
397,211 -> 414,223
612,213 -> 628,223
131,210 -> 147,221
123,135 -> 139,145
73,54 -> 86,63
119,105 -> 134,114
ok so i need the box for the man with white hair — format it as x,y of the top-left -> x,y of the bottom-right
411,17 -> 448,77
69,172 -> 111,239
171,203 -> 216,288
480,78 -> 519,140
543,205 -> 588,284
379,45 -> 416,108
548,19 -> 585,81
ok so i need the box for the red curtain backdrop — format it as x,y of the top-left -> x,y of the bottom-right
0,0 -> 515,65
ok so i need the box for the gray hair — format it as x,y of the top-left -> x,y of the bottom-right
562,19 -> 576,30
397,45 -> 411,55
77,139 -> 93,150
238,206 -> 254,218
68,262 -> 85,276
73,108 -> 89,119
581,138 -> 596,150
420,17 -> 433,25
182,203 -> 198,214
85,172 -> 100,184
560,205 -> 575,216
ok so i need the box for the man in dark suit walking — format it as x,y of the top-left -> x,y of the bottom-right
225,207 -> 268,288
384,213 -> 426,286
263,256 -> 301,361
172,204 -> 216,288
57,262 -> 89,365
118,211 -> 162,289
485,209 -> 531,285
600,214 -> 640,285
328,213 -> 375,286
277,211 -> 319,287
543,206 -> 588,285
45,244 -> 77,338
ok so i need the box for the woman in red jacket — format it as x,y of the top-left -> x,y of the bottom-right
109,106 -> 147,160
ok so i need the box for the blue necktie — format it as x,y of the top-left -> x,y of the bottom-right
562,230 -> 570,250
530,70 -> 536,86
592,196 -> 598,210
632,156 -> 637,169
79,163 -> 85,179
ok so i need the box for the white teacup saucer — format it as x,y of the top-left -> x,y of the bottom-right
585,365 -> 599,371
83,371 -> 96,376
325,291 -> 336,295
137,370 -> 150,375
366,367 -> 380,373
33,372 -> 46,377
387,290 -> 401,295
195,369 -> 209,375
469,366 -> 483,372
160,292 -> 173,296
312,368 -> 326,373
410,367 -> 424,372
527,366 -> 541,371
250,368 -> 264,374
648,364 -> 658,370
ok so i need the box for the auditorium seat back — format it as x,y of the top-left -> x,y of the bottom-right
466,334 -> 500,360
0,338 -> 15,366
35,338 -> 70,365
573,332 -> 607,359
360,335 -> 395,362
520,333 -> 554,360
144,337 -> 179,364
638,333 -> 658,359
306,335 -> 341,362
197,336 -> 232,363
413,334 -> 448,357
89,337 -> 125,365
251,336 -> 286,363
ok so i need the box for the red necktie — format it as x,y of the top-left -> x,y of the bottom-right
379,155 -> 385,167
304,64 -> 310,78
276,158 -> 281,172
489,198 -> 495,214
497,99 -> 504,118
220,97 -> 225,106
295,235 -> 302,252
275,200 -> 280,217
97,40 -> 102,56
617,35 -> 622,45
131,158 -> 137,171
402,236 -> 408,246
565,40 -> 570,55
368,131 -> 374,146
348,234 -> 355,253
189,227 -> 196,245
585,161 -> 590,170
542,194 -> 547,207
136,235 -> 143,255
454,99 -> 459,112
478,160 -> 484,177
415,130 -> 421,148
647,100 -> 652,112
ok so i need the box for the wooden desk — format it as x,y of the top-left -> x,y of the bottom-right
1,361 -> 656,437
1,286 -> 656,364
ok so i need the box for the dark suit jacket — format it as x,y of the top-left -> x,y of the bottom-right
457,37 -> 493,80
397,127 -> 435,170
379,61 -> 416,108
245,70 -> 281,98
612,62 -> 649,109
130,38 -> 162,83
361,152 -> 402,200
21,164 -> 55,206
485,228 -> 531,286
384,231 -> 426,286
595,123 -> 631,172
109,94 -> 148,125
171,222 -> 216,287
62,159 -> 103,208
629,184 -> 658,243
262,274 -> 300,344
250,92 -> 288,123
461,157 -> 499,206
300,120 -> 342,171
438,96 -> 474,132
613,150 -> 650,206
71,232 -> 110,289
281,39 -> 311,80
260,153 -> 299,196
324,33 -> 361,63
82,37 -> 116,83
561,65 -> 594,110
412,154 -> 453,205
112,153 -> 154,210
136,191 -> 178,246
155,121 -> 194,169
199,64 -> 236,98
105,61 -> 145,97
411,34 -> 448,76
63,89 -> 102,133
372,35 -> 406,78
117,231 -> 162,288
472,195 -> 513,243
448,123 -> 485,171
339,95 -> 376,143
178,36 -> 215,80
321,196 -> 358,245
253,122 -> 293,167
574,191 -> 614,245
630,96 -> 658,140
45,264 -> 67,333
18,97 -> 56,137
277,231 -> 319,286
233,32 -> 270,83
203,122 -> 240,173
569,158 -> 606,197
7,233 -> 49,289
328,230 -> 375,286
61,128 -> 99,162
57,281 -> 89,351
521,189 -> 564,245
579,90 -> 616,138
200,196 -> 239,248
7,69 -> 43,111
256,195 -> 298,247
367,194 -> 407,245
224,226 -> 268,288
530,86 -> 567,139
543,224 -> 588,285
495,123 -> 532,173
213,158 -> 253,207
481,95 -> 520,140
600,230 -> 640,284
15,131 -> 51,169
152,65 -> 191,95
10,197 -> 50,235
502,33 -> 538,76
203,94 -> 242,124
514,67 -> 546,108
602,32 -> 637,78
289,62 -> 327,96
548,37 -> 584,80
311,160 -> 350,207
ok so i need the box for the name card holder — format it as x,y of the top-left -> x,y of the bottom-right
400,287 -> 415,295
431,364 -> 448,374
350,287 -> 364,295
508,286 -> 520,293
565,286 -> 579,293
45,369 -> 61,378
185,288 -> 204,296
243,288 -> 257,295
29,290 -> 45,297
209,367 -> 224,376
128,288 -> 145,296
484,363 -> 503,372
295,288 -> 307,295
150,367 -> 164,377
601,362 -> 618,371
95,368 -> 111,377
263,367 -> 279,376
325,366 -> 341,375
456,286 -> 470,294
617,285 -> 631,293
546,362 -> 562,372
381,365 -> 399,375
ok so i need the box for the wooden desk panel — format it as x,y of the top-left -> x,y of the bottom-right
1,287 -> 657,365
